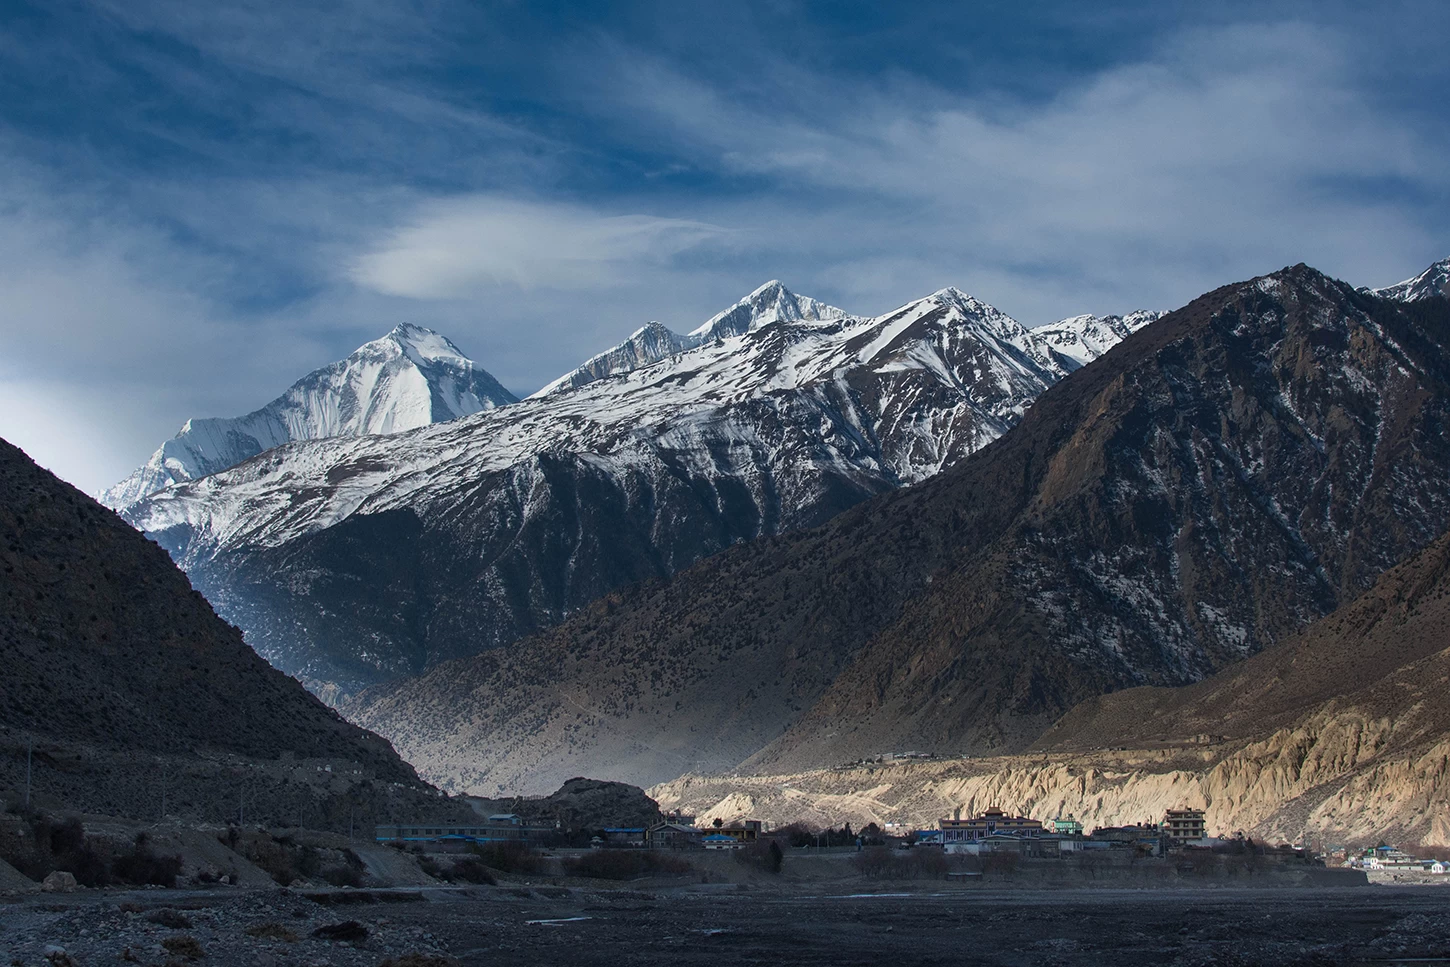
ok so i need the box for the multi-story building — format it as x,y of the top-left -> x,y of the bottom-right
1162,808 -> 1207,843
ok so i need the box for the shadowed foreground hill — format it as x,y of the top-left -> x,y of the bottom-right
349,265 -> 1450,796
0,437 -> 450,823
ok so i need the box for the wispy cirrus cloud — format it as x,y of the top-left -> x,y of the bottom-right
350,197 -> 734,297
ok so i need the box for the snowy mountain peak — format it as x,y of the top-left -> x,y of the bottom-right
926,286 -> 1016,322
1370,257 -> 1450,303
383,323 -> 469,363
536,283 -> 856,398
102,326 -> 517,511
127,277 -> 1176,697
690,280 -> 850,340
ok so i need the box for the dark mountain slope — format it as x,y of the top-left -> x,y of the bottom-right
347,266 -> 1450,795
0,436 -> 417,784
755,270 -> 1450,771
1034,526 -> 1450,755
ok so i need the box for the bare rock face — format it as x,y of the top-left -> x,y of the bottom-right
346,264 -> 1450,796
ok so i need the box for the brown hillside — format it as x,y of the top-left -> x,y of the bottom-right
657,531 -> 1450,848
348,266 -> 1450,795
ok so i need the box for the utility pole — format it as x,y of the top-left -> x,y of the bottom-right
24,737 -> 33,808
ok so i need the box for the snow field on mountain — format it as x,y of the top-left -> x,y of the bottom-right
131,284 -> 1158,566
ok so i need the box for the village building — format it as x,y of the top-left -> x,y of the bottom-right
937,807 -> 1043,843
1366,846 -> 1428,870
1161,807 -> 1207,843
712,819 -> 765,844
374,814 -> 551,845
702,833 -> 741,850
599,827 -> 646,847
648,822 -> 703,849
1047,815 -> 1084,835
1089,824 -> 1163,855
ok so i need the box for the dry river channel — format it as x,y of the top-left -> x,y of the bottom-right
7,883 -> 1450,966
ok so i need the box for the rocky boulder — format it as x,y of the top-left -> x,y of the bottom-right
40,871 -> 76,893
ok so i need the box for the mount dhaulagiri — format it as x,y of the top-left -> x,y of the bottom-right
127,281 -> 1155,697
342,262 -> 1450,796
0,435 -> 464,827
102,323 -> 517,511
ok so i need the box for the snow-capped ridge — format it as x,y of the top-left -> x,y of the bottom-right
134,280 -> 1155,559
532,320 -> 701,398
124,273 -> 1188,695
689,280 -> 850,341
1032,310 -> 1167,370
1370,257 -> 1450,303
537,281 -> 857,397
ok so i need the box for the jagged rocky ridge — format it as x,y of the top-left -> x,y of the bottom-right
102,324 -> 516,510
127,281 -> 1156,696
655,528 -> 1450,848
344,263 -> 1450,796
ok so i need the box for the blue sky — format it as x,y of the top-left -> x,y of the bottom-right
0,0 -> 1446,493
